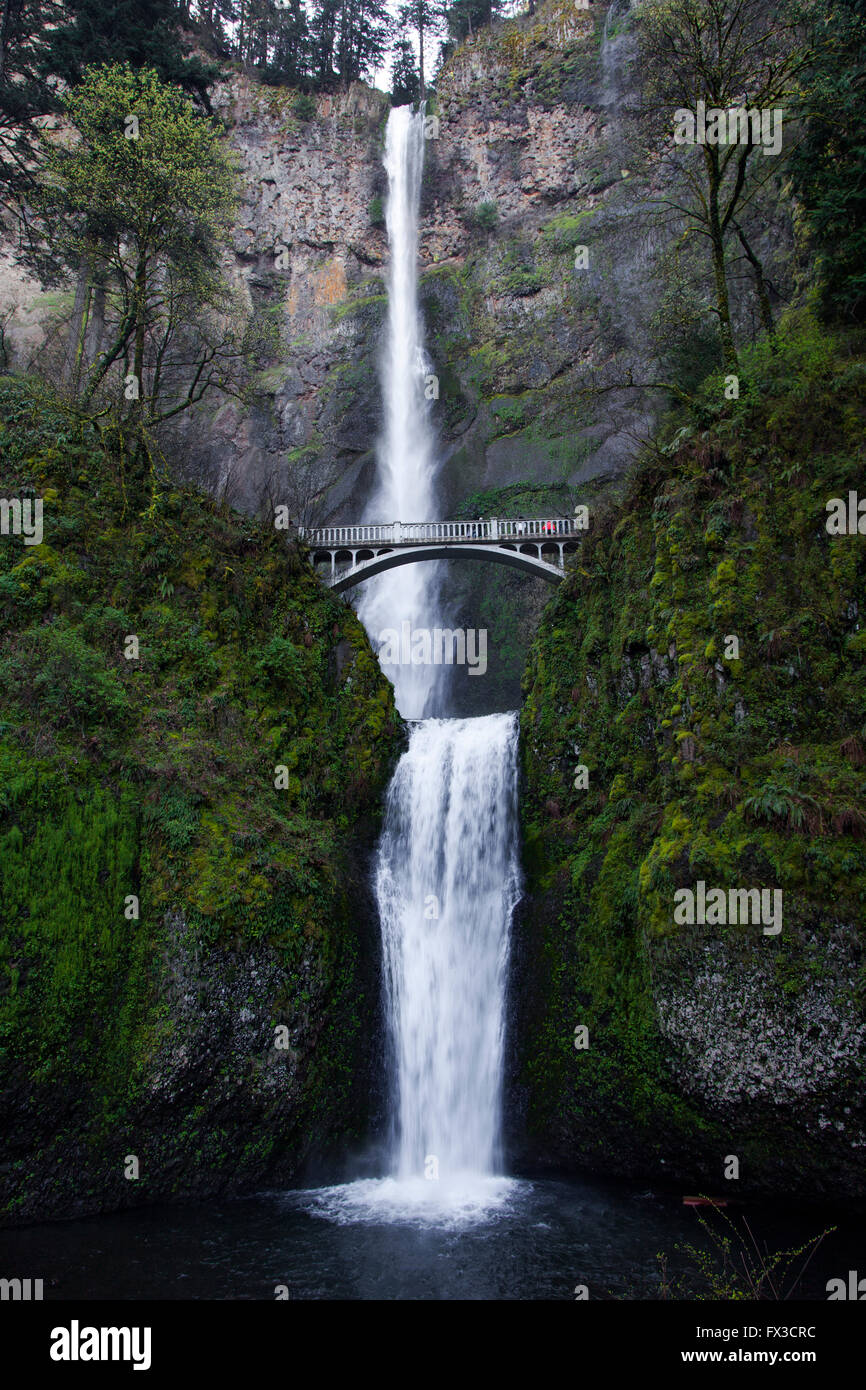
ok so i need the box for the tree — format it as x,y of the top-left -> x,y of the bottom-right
397,0 -> 442,98
338,0 -> 393,86
266,0 -> 312,87
42,0 -> 218,106
260,447 -> 343,532
788,0 -> 866,321
0,0 -> 61,201
309,0 -> 392,88
188,0 -> 237,55
444,0 -> 500,43
30,63 -> 243,426
391,37 -> 420,104
638,0 -> 810,367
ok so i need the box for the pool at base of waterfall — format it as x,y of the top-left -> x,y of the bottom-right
1,1176 -> 861,1300
294,1173 -> 520,1229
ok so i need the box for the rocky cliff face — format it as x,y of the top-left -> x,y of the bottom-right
185,75 -> 392,517
510,323 -> 866,1200
194,0 -> 662,517
0,377 -> 403,1225
188,1 -> 662,522
1,0 -> 796,526
0,7 -> 667,503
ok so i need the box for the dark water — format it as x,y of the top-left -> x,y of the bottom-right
1,1175 -> 860,1300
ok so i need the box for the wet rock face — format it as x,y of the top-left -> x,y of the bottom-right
0,2 -> 795,534
179,77 -> 392,517
657,933 -> 866,1112
200,7 -> 663,521
0,5 -> 664,522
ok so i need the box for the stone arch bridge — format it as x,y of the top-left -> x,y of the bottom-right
299,518 -> 582,592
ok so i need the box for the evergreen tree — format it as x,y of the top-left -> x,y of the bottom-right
310,0 -> 392,88
267,0 -> 311,86
391,36 -> 420,104
43,0 -> 218,104
397,0 -> 442,96
0,0 -> 61,198
189,0 -> 237,55
789,0 -> 866,321
338,0 -> 392,86
309,0 -> 341,85
444,0 -> 500,43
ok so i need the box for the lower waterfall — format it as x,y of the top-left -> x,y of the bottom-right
377,713 -> 522,1182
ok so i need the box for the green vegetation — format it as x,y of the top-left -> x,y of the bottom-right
0,376 -> 403,1221
29,63 -> 243,424
655,1208 -> 835,1300
789,0 -> 866,322
517,315 -> 866,1193
292,92 -> 317,121
638,0 -> 808,366
470,200 -> 499,232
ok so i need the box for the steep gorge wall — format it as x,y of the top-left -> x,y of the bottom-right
0,378 -> 403,1225
510,329 -> 866,1200
0,5 -> 667,517
1,0 -> 798,526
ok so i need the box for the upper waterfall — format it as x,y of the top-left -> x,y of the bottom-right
357,105 -> 442,719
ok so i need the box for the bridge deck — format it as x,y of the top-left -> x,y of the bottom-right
299,517 -> 581,547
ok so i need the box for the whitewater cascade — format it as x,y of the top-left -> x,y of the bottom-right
309,108 -> 521,1225
357,105 -> 441,720
376,714 -> 521,1181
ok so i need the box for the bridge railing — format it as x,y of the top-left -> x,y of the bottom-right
299,518 -> 576,546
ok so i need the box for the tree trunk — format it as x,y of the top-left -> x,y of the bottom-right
705,149 -> 738,370
735,222 -> 775,338
0,0 -> 12,83
419,17 -> 425,100
85,273 -> 106,371
63,263 -> 91,390
132,254 -> 148,415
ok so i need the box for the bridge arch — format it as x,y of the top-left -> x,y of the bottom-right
323,542 -> 572,593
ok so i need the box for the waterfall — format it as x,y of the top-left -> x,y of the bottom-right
357,105 -> 441,720
377,715 -> 521,1180
302,109 -> 522,1227
601,0 -> 635,115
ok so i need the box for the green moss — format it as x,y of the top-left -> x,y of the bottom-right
517,316 -> 866,1191
0,375 -> 404,1220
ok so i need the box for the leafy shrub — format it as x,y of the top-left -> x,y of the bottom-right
0,619 -> 128,730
